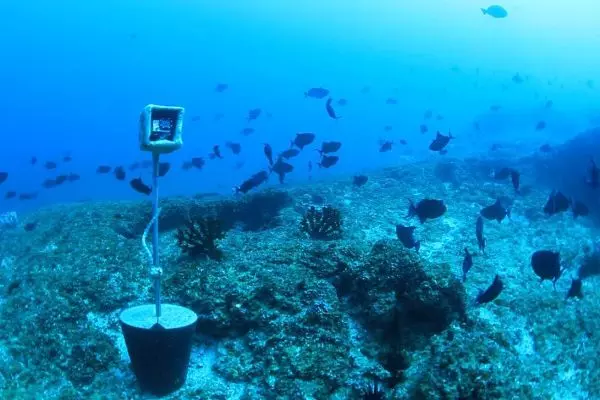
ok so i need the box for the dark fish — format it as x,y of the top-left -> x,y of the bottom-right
543,190 -> 571,215
572,200 -> 589,218
214,112 -> 225,121
96,165 -> 112,174
512,73 -> 524,83
292,133 -> 316,150
384,125 -> 393,132
566,278 -> 583,300
114,166 -> 126,181
318,155 -> 339,169
539,144 -> 553,153
130,178 -> 152,195
325,98 -> 340,119
353,175 -> 368,187
587,159 -> 599,188
304,87 -> 330,99
480,199 -> 510,223
476,275 -> 504,304
408,199 -> 447,223
157,162 -> 171,177
337,98 -> 348,106
191,157 -> 205,169
235,170 -> 269,194
510,169 -> 520,192
280,148 -> 300,159
360,86 -> 370,94
30,156 -> 37,165
473,122 -> 480,131
209,145 -> 223,160
19,192 -> 37,200
247,108 -> 262,121
490,104 -> 502,112
379,141 -> 393,152
54,175 -> 68,185
386,98 -> 398,105
428,131 -> 453,152
319,141 -> 342,154
225,142 -> 242,155
45,161 -> 58,170
24,222 -> 37,232
215,83 -> 228,92
399,139 -> 407,145
191,115 -> 202,122
271,158 -> 294,183
531,250 -> 563,287
42,179 -> 57,189
481,5 -> 508,18
535,121 -> 546,131
68,173 -> 80,182
544,100 -> 553,109
140,160 -> 153,168
424,109 -> 433,119
419,124 -> 428,134
436,114 -> 444,121
462,248 -> 473,281
128,162 -> 140,171
476,216 -> 486,253
0,172 -> 7,185
493,167 -> 512,180
263,144 -> 274,166
5,191 -> 16,199
62,154 -> 72,162
241,127 -> 255,136
396,224 -> 420,252
183,157 -> 205,170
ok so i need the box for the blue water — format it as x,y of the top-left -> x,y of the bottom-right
1,0 -> 599,214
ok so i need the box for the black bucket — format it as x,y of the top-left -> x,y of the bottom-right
119,304 -> 197,396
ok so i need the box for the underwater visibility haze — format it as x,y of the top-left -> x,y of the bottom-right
0,0 -> 600,398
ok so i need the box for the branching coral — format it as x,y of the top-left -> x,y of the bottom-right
175,216 -> 225,260
300,205 -> 342,240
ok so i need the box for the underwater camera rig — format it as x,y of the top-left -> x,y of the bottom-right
119,104 -> 197,396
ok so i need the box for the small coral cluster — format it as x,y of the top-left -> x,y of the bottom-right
175,216 -> 226,260
300,205 -> 342,240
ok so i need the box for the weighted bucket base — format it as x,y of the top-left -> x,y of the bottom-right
120,304 -> 197,396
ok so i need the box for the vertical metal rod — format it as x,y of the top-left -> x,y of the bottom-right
152,152 -> 161,319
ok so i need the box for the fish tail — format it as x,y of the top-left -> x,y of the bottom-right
481,8 -> 487,14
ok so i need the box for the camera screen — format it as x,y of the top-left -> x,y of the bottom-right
150,117 -> 176,141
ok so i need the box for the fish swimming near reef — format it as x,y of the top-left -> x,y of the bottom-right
235,170 -> 269,194
476,275 -> 504,304
407,199 -> 447,223
396,224 -> 420,252
429,131 -> 453,152
480,199 -> 510,223
543,191 -> 571,215
531,250 -> 564,288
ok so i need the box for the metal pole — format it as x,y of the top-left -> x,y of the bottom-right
152,152 -> 161,319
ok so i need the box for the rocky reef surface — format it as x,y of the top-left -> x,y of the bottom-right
0,157 -> 598,399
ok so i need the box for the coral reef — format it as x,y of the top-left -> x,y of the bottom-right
1,157 -> 600,399
176,216 -> 226,260
300,205 -> 343,240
